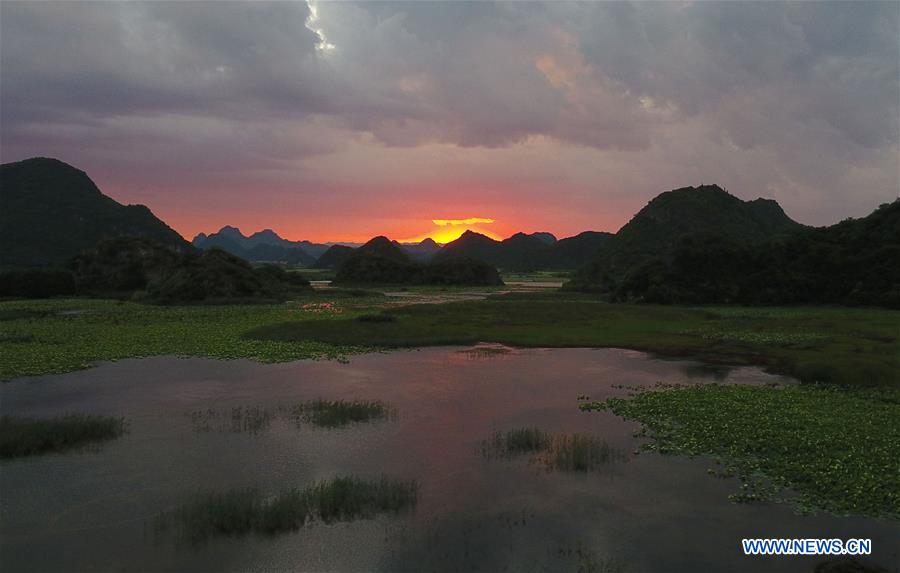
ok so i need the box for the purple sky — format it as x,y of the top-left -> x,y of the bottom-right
2,1 -> 898,242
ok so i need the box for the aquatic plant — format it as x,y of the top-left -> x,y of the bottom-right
287,399 -> 395,428
154,476 -> 418,542
581,383 -> 900,518
482,427 -> 625,472
0,414 -> 126,458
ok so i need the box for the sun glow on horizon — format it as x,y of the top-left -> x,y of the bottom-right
401,217 -> 502,244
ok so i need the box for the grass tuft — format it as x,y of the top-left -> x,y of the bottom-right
154,476 -> 418,542
482,427 -> 625,472
287,399 -> 395,428
0,414 -> 126,458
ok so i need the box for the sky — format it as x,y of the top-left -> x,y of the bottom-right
1,1 -> 898,243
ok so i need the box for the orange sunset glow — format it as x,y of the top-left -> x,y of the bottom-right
400,218 -> 502,244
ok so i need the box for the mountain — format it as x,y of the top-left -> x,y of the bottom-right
569,184 -> 806,290
192,226 -> 325,263
549,232 -> 614,269
0,157 -> 191,267
400,238 -> 441,263
314,245 -> 356,269
355,236 -> 412,264
435,230 -> 608,271
530,232 -> 558,244
611,200 -> 900,307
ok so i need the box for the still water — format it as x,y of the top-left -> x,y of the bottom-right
1,347 -> 897,572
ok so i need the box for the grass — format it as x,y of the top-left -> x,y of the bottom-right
0,414 -> 126,458
287,399 -> 395,428
0,296 -> 377,380
482,427 -> 625,472
154,476 -> 418,542
249,292 -> 900,388
581,384 -> 900,518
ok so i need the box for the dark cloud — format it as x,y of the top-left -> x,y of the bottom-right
0,0 -> 896,232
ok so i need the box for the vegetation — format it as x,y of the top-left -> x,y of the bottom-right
482,428 -> 625,472
581,383 -> 900,518
69,237 -> 311,303
286,399 -> 395,428
0,414 -> 126,458
0,297 -> 370,380
0,268 -> 76,298
0,157 -> 190,268
248,292 -> 899,388
154,476 -> 418,542
609,201 -> 900,307
335,251 -> 503,286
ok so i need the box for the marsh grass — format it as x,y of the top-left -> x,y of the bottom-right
482,427 -> 625,472
287,399 -> 395,428
154,476 -> 418,543
191,407 -> 272,435
539,433 -> 627,472
0,414 -> 126,458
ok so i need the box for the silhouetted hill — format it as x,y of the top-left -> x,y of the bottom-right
530,232 -> 557,244
610,200 -> 900,307
549,232 -> 614,268
314,245 -> 356,269
400,238 -> 441,263
355,236 -> 411,263
569,184 -> 804,289
434,231 -> 502,264
0,157 -> 191,267
435,230 -> 609,271
193,226 -> 322,264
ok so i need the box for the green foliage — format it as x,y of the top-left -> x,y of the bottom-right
154,476 -> 418,542
0,414 -> 126,457
70,237 -> 311,303
574,199 -> 900,308
0,268 -> 76,298
286,399 -> 395,428
0,297 -> 368,380
581,384 -> 900,518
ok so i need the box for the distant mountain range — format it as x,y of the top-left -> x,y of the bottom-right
0,157 -> 191,267
0,157 -> 812,277
434,230 -> 614,271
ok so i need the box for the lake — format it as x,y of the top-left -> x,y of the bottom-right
1,347 -> 897,572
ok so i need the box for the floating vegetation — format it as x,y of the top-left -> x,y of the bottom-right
190,406 -> 272,435
154,476 -> 418,543
581,383 -> 900,518
286,399 -> 396,428
0,414 -> 126,458
482,427 -> 625,472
